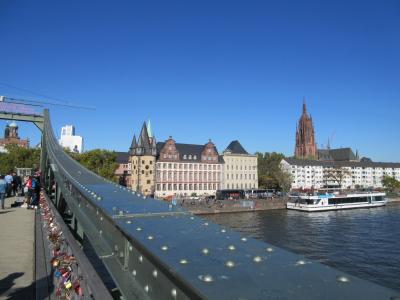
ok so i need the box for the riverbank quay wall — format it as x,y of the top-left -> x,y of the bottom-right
36,108 -> 400,299
183,198 -> 287,215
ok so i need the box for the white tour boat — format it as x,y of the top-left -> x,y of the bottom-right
286,192 -> 387,212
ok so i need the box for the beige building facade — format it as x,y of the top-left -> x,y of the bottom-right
221,141 -> 258,190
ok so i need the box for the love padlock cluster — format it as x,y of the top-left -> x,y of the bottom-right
40,192 -> 84,299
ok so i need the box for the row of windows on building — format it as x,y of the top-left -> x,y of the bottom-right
156,183 -> 220,191
157,171 -> 220,181
291,165 -> 400,171
293,169 -> 399,175
226,173 -> 256,180
161,153 -> 218,161
226,183 -> 256,189
226,165 -> 257,171
132,170 -> 153,175
157,163 -> 220,170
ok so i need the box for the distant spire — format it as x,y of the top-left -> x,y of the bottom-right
138,122 -> 150,149
147,119 -> 153,138
302,97 -> 307,114
129,134 -> 137,151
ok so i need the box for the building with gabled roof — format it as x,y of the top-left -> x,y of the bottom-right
155,137 -> 223,198
221,140 -> 258,190
125,121 -> 258,197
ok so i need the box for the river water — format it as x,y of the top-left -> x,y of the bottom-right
205,202 -> 400,292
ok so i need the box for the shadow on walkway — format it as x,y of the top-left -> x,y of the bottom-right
0,272 -> 24,296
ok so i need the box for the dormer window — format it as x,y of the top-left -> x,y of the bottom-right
193,155 -> 197,160
189,155 -> 192,159
183,155 -> 187,159
208,149 -> 211,153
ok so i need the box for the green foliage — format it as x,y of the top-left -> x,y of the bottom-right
67,149 -> 119,182
257,152 -> 292,192
0,144 -> 40,174
382,175 -> 400,192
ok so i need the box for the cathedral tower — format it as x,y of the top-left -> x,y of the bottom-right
294,100 -> 317,159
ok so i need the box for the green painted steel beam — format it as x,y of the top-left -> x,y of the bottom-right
0,111 -> 44,131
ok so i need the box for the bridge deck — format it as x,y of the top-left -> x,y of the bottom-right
0,196 -> 35,299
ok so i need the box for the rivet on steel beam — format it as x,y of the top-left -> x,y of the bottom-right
152,270 -> 158,278
148,235 -> 154,240
241,237 -> 247,242
266,247 -> 274,253
179,259 -> 188,265
100,216 -> 103,221
136,227 -> 142,231
337,275 -> 350,283
228,245 -> 236,251
171,288 -> 177,298
161,245 -> 168,251
144,285 -> 149,293
225,260 -> 235,268
202,248 -> 209,255
139,256 -> 143,263
198,274 -> 214,282
296,260 -> 306,266
99,230 -> 102,235
129,246 -> 133,251
253,256 -> 263,263
132,270 -> 137,276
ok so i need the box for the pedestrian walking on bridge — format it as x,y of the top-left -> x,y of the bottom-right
4,173 -> 13,197
0,175 -> 7,209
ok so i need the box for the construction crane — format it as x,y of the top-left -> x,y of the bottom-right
327,131 -> 336,150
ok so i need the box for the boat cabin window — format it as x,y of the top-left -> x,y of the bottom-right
305,199 -> 315,205
374,196 -> 383,201
328,197 -> 369,205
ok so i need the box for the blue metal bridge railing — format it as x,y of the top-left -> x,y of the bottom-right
40,109 -> 398,300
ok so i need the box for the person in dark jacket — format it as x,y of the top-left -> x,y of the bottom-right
12,172 -> 19,196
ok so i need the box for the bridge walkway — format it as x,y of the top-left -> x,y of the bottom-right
0,196 -> 35,299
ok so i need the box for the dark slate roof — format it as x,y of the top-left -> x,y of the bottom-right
283,157 -> 400,168
317,147 -> 357,161
115,151 -> 129,164
224,140 -> 249,155
156,142 -> 221,162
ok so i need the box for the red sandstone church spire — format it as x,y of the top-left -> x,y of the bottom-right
295,100 -> 317,159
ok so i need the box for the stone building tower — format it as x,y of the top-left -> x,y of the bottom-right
128,121 -> 157,196
294,101 -> 317,159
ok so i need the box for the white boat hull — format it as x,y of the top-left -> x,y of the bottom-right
287,200 -> 387,212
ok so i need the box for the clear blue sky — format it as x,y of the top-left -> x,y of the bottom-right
1,1 -> 399,161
